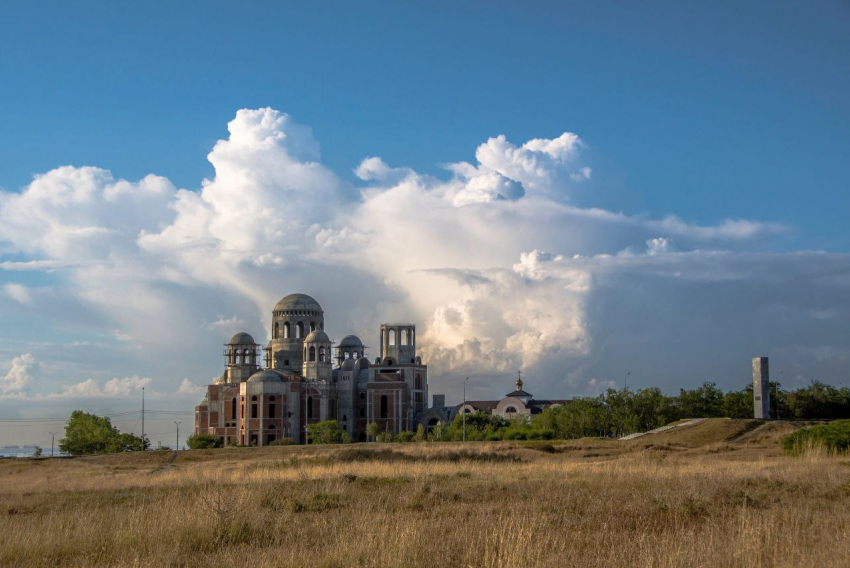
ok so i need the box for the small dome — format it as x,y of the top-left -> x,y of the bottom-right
338,335 -> 363,348
214,373 -> 227,384
274,293 -> 323,313
305,329 -> 330,343
355,357 -> 370,374
247,370 -> 284,383
340,358 -> 356,372
229,332 -> 255,345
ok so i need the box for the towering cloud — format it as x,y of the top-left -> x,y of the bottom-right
0,108 -> 847,405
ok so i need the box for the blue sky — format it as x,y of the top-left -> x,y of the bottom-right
2,1 -> 849,249
0,2 -> 849,446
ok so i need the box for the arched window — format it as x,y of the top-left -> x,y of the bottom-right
401,329 -> 409,345
342,414 -> 347,422
309,346 -> 316,362
307,396 -> 313,419
273,322 -> 279,339
283,322 -> 290,339
243,350 -> 250,364
269,395 -> 275,418
505,406 -> 517,415
231,398 -> 236,420
319,346 -> 325,362
388,329 -> 396,346
296,322 -> 304,338
251,396 -> 258,418
343,351 -> 349,360
352,351 -> 358,359
310,322 -> 316,332
380,395 -> 388,418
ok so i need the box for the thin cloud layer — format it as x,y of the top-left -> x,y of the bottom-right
0,107 -> 845,412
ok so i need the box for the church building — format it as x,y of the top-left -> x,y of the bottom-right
194,293 -> 429,444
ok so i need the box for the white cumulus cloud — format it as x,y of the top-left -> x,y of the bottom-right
1,354 -> 35,393
0,106 -> 845,408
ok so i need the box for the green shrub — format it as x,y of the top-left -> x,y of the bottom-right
375,431 -> 395,443
186,433 -> 223,450
413,424 -> 427,442
527,429 -> 555,440
783,419 -> 850,456
502,429 -> 527,441
269,438 -> 295,446
307,420 -> 350,444
395,431 -> 415,443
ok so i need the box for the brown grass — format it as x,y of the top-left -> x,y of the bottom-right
1,419 -> 848,567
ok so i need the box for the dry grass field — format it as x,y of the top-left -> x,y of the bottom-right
1,419 -> 848,567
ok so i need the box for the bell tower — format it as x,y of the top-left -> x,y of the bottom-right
303,329 -> 333,381
224,332 -> 260,383
380,323 -> 416,365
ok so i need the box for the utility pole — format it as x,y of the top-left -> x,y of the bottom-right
623,371 -> 630,391
141,387 -> 145,450
463,377 -> 469,443
174,421 -> 181,450
48,431 -> 57,457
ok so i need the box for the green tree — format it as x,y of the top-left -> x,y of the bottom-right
366,422 -> 381,441
32,446 -> 42,457
447,411 -> 507,441
785,381 -> 850,420
722,387 -> 754,419
675,382 -> 724,418
631,388 -> 677,431
307,420 -> 350,444
413,424 -> 427,442
186,433 -> 223,450
58,410 -> 148,456
428,424 -> 447,442
537,398 -> 608,439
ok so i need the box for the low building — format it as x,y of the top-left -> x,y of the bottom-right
415,374 -> 569,434
458,374 -> 568,420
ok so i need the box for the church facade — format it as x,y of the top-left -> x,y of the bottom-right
194,293 -> 429,445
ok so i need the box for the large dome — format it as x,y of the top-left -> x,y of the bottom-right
274,293 -> 323,313
338,335 -> 363,349
247,370 -> 284,383
228,332 -> 255,345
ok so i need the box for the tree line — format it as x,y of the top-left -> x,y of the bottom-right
56,380 -> 850,454
451,380 -> 850,441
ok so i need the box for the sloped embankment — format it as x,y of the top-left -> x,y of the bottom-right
623,418 -> 765,449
